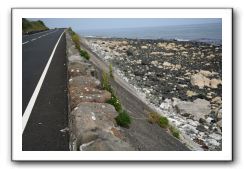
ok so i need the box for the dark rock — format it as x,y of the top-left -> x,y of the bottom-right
199,118 -> 206,124
196,125 -> 207,132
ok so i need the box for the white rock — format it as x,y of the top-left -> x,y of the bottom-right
182,124 -> 198,134
160,99 -> 172,110
141,46 -> 148,49
151,60 -> 158,66
199,70 -> 212,77
175,99 -> 211,121
207,139 -> 220,147
209,133 -> 222,141
186,90 -> 197,97
217,109 -> 222,120
158,65 -> 163,69
217,120 -> 222,128
187,119 -> 199,127
163,61 -> 172,67
190,73 -> 210,89
206,117 -> 213,124
210,79 -> 222,88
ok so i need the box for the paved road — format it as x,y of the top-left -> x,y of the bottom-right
80,40 -> 190,151
22,29 -> 69,151
22,29 -> 55,45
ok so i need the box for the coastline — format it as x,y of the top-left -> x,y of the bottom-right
82,37 -> 222,151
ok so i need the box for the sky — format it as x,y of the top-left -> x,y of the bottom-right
29,18 -> 221,32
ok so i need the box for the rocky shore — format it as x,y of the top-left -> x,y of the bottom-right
84,37 -> 222,151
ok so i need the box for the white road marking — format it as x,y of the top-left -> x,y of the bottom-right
22,30 -> 58,45
22,41 -> 29,45
23,29 -> 49,37
22,31 -> 65,133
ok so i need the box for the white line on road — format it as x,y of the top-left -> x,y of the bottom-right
22,31 -> 65,133
22,41 -> 29,45
22,30 -> 58,45
23,29 -> 49,37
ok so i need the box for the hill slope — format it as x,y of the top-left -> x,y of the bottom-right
22,18 -> 49,34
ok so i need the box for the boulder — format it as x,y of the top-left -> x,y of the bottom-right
70,102 -> 133,151
190,73 -> 210,89
68,54 -> 84,62
70,103 -> 117,146
79,131 -> 133,151
69,76 -> 100,88
175,99 -> 211,121
210,79 -> 222,88
190,72 -> 222,89
69,86 -> 111,110
68,61 -> 94,77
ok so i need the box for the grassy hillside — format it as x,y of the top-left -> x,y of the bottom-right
22,18 -> 49,34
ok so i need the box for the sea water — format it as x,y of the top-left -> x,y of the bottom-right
78,22 -> 222,45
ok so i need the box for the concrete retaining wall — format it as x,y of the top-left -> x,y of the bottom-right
65,30 -> 134,151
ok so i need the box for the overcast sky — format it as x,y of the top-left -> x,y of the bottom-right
29,18 -> 221,31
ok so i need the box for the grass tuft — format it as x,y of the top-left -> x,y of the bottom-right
109,63 -> 114,79
106,93 -> 122,112
101,71 -> 112,92
159,116 -> 169,128
115,110 -> 131,128
148,112 -> 180,138
148,112 -> 161,124
101,71 -> 131,128
169,126 -> 180,139
80,49 -> 90,60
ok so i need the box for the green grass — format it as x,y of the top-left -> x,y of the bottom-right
68,27 -> 81,50
159,116 -> 169,128
109,63 -> 114,79
22,18 -> 48,34
148,112 -> 168,128
169,126 -> 180,139
106,93 -> 122,112
71,33 -> 81,51
148,112 -> 180,138
115,110 -> 131,128
101,71 -> 131,128
80,49 -> 90,60
101,71 -> 112,92
68,27 -> 90,60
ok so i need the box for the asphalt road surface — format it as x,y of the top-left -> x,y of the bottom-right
80,41 -> 190,151
22,29 -> 69,151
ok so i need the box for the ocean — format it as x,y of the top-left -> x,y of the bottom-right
78,22 -> 222,45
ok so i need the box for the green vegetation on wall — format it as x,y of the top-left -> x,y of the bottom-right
101,71 -> 131,128
68,27 -> 90,60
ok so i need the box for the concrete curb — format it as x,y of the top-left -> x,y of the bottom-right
65,30 -> 134,151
